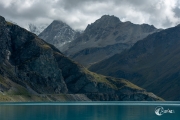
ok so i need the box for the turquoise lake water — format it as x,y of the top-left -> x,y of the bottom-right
0,102 -> 179,120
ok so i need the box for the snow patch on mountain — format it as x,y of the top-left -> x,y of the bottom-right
38,20 -> 81,50
28,23 -> 48,35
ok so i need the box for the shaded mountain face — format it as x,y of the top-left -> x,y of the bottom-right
0,15 -> 162,101
89,25 -> 180,100
38,20 -> 80,49
61,15 -> 160,66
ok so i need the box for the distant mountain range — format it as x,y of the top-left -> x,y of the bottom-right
0,15 -> 162,101
11,14 -> 180,101
59,15 -> 161,66
89,24 -> 180,100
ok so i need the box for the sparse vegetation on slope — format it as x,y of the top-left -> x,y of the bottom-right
0,15 -> 163,101
89,24 -> 180,100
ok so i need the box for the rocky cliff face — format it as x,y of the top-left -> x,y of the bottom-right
0,15 -> 163,101
61,15 -> 160,66
1,18 -> 68,94
38,20 -> 80,49
89,24 -> 180,100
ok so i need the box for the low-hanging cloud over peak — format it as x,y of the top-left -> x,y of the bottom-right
0,0 -> 180,30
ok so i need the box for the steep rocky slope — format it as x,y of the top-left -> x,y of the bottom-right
38,20 -> 80,49
89,24 -> 180,100
0,15 -> 162,101
61,15 -> 160,66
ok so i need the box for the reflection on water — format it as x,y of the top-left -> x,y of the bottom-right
0,102 -> 179,120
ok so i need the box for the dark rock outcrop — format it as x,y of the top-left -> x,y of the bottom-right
1,17 -> 68,94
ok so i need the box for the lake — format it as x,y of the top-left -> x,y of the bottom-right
0,102 -> 179,120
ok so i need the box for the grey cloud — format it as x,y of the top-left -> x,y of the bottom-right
0,1 -> 49,20
162,17 -> 174,28
59,0 -> 109,10
0,0 -> 53,29
0,0 -> 179,30
173,7 -> 180,18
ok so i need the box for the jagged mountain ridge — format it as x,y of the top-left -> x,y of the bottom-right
61,15 -> 160,66
38,20 -> 80,49
0,15 -> 162,101
89,24 -> 180,100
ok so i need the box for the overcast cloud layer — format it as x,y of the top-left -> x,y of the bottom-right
0,0 -> 180,30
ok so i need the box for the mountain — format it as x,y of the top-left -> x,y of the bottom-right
61,15 -> 160,67
38,20 -> 80,50
89,24 -> 180,100
28,23 -> 48,35
0,15 -> 162,101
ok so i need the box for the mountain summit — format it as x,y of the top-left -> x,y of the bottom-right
39,20 -> 80,49
85,15 -> 121,33
60,15 -> 160,66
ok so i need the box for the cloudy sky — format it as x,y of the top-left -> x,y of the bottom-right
0,0 -> 180,30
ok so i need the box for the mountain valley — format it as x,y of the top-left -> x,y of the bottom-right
89,24 -> 180,100
0,15 -> 162,101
